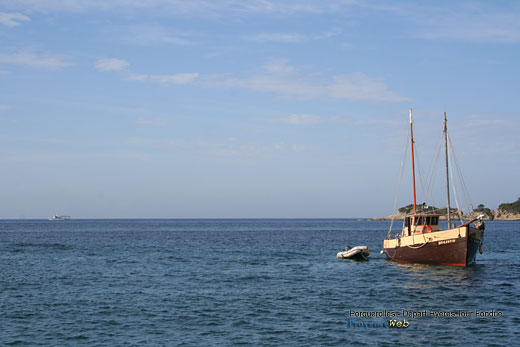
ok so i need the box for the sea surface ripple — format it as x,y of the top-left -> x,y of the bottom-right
1,219 -> 518,346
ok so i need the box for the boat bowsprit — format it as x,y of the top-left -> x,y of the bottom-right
337,245 -> 370,260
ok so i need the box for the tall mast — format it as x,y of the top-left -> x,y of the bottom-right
410,108 -> 417,214
444,112 -> 451,228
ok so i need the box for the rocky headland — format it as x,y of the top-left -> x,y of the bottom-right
374,198 -> 520,221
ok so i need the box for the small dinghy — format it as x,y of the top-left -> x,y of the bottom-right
337,245 -> 370,260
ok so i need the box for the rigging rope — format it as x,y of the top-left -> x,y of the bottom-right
387,128 -> 410,239
406,237 -> 431,249
448,153 -> 464,223
385,114 -> 475,240
425,132 -> 444,209
414,144 -> 433,207
448,133 -> 473,212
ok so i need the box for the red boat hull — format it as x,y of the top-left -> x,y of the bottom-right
384,227 -> 482,266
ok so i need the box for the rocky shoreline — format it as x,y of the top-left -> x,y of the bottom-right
374,198 -> 520,221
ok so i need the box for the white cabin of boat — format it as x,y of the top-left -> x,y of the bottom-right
401,213 -> 441,236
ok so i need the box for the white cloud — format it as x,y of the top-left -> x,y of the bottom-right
203,61 -> 408,102
229,0 -> 358,15
245,28 -> 341,43
461,115 -> 511,129
119,25 -> 191,45
125,73 -> 148,82
101,58 -> 405,102
208,73 -> 316,98
127,72 -> 199,85
98,57 -> 404,102
125,136 -> 308,158
0,12 -> 29,27
125,137 -> 185,150
257,114 -> 323,125
370,2 -> 520,44
135,117 -> 167,126
206,141 -> 306,158
0,1 -> 358,16
150,73 -> 199,84
420,16 -> 520,43
245,33 -> 307,43
328,73 -> 409,102
95,58 -> 129,71
0,50 -> 72,69
279,114 -> 322,124
261,60 -> 296,74
4,1 -> 518,46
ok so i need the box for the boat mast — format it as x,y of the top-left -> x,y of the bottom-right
410,108 -> 417,214
444,112 -> 451,228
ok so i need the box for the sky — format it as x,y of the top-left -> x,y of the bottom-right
0,0 -> 519,218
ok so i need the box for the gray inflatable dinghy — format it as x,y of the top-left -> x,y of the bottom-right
336,245 -> 370,260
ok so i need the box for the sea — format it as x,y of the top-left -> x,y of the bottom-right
1,219 -> 518,346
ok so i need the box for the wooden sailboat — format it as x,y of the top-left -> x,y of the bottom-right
383,110 -> 484,266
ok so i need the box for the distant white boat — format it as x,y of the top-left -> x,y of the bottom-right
48,215 -> 71,221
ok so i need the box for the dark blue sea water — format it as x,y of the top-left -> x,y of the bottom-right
1,219 -> 519,346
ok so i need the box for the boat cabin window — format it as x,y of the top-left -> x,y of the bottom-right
412,216 -> 439,225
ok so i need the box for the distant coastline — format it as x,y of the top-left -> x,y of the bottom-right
373,197 -> 520,221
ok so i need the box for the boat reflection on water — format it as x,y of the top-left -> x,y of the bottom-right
385,260 -> 485,289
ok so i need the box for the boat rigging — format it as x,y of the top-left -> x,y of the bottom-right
382,109 -> 484,266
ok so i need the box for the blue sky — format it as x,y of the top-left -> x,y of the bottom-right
0,0 -> 519,218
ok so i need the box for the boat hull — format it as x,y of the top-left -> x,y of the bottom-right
383,226 -> 483,266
